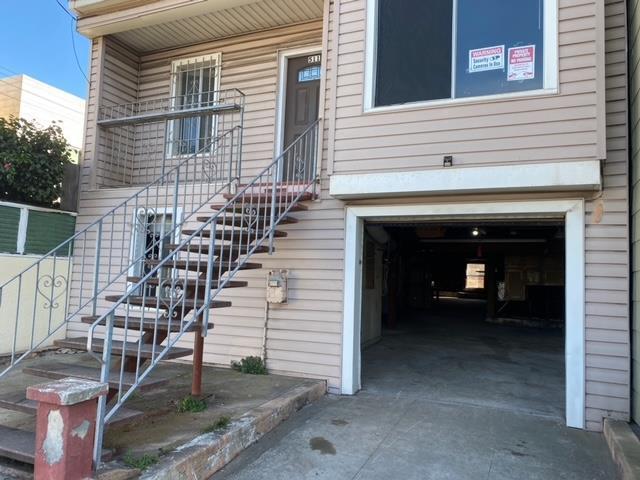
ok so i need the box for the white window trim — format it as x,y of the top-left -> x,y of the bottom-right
341,199 -> 585,430
363,0 -> 559,113
168,52 -> 222,158
127,206 -> 183,299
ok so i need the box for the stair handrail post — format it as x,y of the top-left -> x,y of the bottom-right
171,166 -> 181,235
92,311 -> 114,468
92,220 -> 103,316
312,123 -> 319,198
228,125 -> 235,194
269,161 -> 279,254
237,93 -> 245,183
202,221 -> 217,335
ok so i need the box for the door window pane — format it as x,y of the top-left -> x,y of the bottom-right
455,0 -> 544,98
375,0 -> 453,107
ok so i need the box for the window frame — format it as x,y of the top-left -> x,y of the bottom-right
168,53 -> 222,157
363,0 -> 559,113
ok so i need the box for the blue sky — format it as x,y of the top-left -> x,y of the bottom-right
0,1 -> 91,99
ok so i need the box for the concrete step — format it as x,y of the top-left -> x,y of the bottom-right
0,425 -> 113,465
0,392 -> 143,428
0,426 -> 34,464
54,337 -> 193,360
23,361 -> 169,391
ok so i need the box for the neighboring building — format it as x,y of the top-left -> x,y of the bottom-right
0,75 -> 83,355
0,0 -> 633,465
0,74 -> 86,154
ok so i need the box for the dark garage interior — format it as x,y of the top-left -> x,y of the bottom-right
360,220 -> 567,419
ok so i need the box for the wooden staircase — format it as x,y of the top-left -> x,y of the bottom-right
0,190 -> 311,465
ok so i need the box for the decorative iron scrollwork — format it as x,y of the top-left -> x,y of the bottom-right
159,277 -> 186,319
37,274 -> 68,310
242,205 -> 259,230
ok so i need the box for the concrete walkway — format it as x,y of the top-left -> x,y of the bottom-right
214,302 -> 616,479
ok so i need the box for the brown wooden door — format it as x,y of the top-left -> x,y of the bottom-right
282,54 -> 321,181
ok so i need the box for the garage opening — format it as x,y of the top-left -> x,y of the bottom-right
360,220 -> 566,419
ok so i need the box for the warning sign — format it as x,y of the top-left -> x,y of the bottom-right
468,45 -> 504,73
508,45 -> 535,81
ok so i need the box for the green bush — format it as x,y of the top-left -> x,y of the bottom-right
231,356 -> 267,375
0,117 -> 71,207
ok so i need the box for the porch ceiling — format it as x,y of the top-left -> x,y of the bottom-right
81,0 -> 324,53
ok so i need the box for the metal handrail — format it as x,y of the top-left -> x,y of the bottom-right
0,118 -> 244,379
89,119 -> 320,465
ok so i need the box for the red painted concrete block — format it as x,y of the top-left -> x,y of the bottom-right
26,378 -> 108,480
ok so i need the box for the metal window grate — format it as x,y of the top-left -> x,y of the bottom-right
96,87 -> 243,188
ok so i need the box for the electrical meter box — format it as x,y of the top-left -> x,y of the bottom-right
266,269 -> 288,304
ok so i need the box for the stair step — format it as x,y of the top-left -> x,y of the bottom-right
23,361 -> 170,392
211,203 -> 307,212
197,215 -> 299,225
0,392 -> 143,428
105,295 -> 232,310
168,243 -> 270,256
82,314 -> 215,332
145,259 -> 262,272
0,425 -> 112,465
182,228 -> 287,239
126,277 -> 248,290
0,426 -> 34,464
54,337 -> 193,360
222,192 -> 314,202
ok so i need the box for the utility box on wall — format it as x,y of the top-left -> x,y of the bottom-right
266,269 -> 288,304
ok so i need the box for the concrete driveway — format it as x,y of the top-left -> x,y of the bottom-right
214,307 -> 616,480
214,392 -> 615,480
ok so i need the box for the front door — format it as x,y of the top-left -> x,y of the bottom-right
282,53 -> 321,181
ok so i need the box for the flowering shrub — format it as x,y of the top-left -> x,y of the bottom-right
0,117 -> 71,207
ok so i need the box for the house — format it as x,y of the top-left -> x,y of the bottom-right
0,0 -> 631,470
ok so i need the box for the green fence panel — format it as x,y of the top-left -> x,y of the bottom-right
24,211 -> 76,256
0,205 -> 20,254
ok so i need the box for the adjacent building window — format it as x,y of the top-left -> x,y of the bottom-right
170,54 -> 221,155
371,0 -> 552,108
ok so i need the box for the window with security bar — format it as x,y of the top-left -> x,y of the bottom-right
170,54 -> 221,156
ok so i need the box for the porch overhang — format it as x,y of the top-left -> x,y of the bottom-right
72,0 -> 256,35
71,0 -> 324,53
329,160 -> 602,200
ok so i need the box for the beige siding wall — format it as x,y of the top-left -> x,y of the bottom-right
327,0 -> 605,175
581,0 -> 629,431
325,0 -> 629,430
631,0 -> 640,424
72,22 -> 348,390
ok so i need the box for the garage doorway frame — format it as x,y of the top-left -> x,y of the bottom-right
341,199 -> 585,429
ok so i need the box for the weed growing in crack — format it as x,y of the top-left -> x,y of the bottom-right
202,415 -> 231,434
123,452 -> 158,470
231,356 -> 267,375
177,395 -> 207,413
